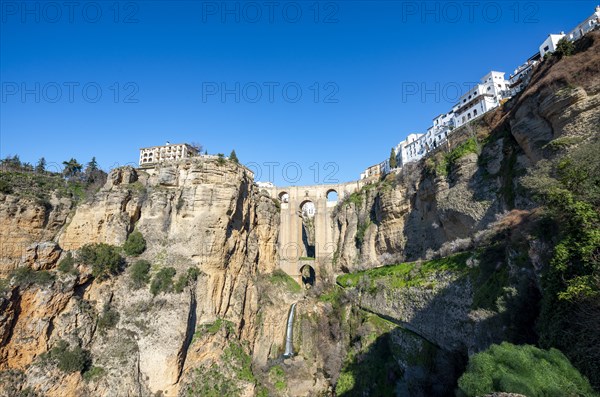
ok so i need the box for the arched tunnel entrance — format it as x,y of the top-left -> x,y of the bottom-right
300,265 -> 316,288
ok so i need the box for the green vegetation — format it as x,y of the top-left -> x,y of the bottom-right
150,267 -> 176,296
57,252 -> 77,274
336,311 -> 400,396
78,243 -> 124,280
269,365 -> 287,392
122,230 -> 146,256
544,136 -> 584,151
355,220 -> 371,248
229,150 -> 239,164
337,252 -> 471,290
184,364 -> 242,397
426,138 -> 479,178
10,267 -> 55,287
194,318 -> 235,341
554,37 -> 575,58
223,341 -> 255,382
522,137 -> 600,388
346,191 -> 363,207
184,340 -> 255,397
457,343 -> 596,397
97,304 -> 120,332
174,267 -> 200,293
298,256 -> 315,261
268,269 -> 302,293
129,260 -> 152,289
45,340 -> 90,373
389,147 -> 398,169
82,366 -> 105,382
216,153 -> 226,166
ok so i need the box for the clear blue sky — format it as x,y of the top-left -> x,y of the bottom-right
1,1 -> 596,185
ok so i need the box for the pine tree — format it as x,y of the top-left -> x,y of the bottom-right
229,150 -> 239,164
389,148 -> 398,169
35,157 -> 46,173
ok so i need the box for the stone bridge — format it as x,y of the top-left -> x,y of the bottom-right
264,181 -> 366,281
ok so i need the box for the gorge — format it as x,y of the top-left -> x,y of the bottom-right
0,31 -> 599,397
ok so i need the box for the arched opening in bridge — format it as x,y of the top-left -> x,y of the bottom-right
300,265 -> 316,288
300,200 -> 316,259
326,189 -> 338,203
279,191 -> 289,203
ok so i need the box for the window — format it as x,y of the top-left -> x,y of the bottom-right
544,45 -> 550,52
473,109 -> 478,116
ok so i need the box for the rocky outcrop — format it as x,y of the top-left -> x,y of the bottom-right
0,158 -> 281,397
0,194 -> 72,275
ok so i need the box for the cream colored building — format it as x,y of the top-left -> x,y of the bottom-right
139,142 -> 199,166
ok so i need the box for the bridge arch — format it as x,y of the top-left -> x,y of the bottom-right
279,191 -> 289,203
265,180 -> 366,281
300,264 -> 316,288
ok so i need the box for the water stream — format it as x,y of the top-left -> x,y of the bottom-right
283,303 -> 297,358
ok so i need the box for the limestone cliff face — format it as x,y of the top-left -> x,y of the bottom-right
0,158 -> 280,397
0,194 -> 72,276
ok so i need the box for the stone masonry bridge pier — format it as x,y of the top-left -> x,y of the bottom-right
265,181 -> 366,283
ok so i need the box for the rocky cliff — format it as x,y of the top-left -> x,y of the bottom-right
0,31 -> 598,397
0,158 -> 281,397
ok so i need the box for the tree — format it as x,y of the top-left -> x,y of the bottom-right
35,157 -> 46,174
84,157 -> 104,184
62,158 -> 82,179
555,37 -> 575,58
122,230 -> 146,256
389,148 -> 397,169
457,343 -> 596,397
229,150 -> 239,164
191,142 -> 203,154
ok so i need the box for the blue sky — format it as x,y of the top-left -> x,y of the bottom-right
0,1 -> 596,185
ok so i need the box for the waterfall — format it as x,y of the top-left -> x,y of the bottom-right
283,303 -> 297,358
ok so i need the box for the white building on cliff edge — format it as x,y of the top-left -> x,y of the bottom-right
453,71 -> 510,129
139,142 -> 199,166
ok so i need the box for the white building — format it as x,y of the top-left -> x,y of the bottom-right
453,71 -> 510,128
360,162 -> 384,180
256,181 -> 275,189
566,5 -> 600,41
397,133 -> 426,166
423,110 -> 455,150
509,53 -> 541,96
539,33 -> 566,58
139,142 -> 199,166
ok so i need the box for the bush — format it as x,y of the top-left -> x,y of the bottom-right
82,365 -> 105,382
57,252 -> 76,273
122,231 -> 146,256
129,260 -> 151,289
457,343 -> 596,397
78,243 -> 123,280
555,37 -> 575,58
97,304 -> 120,332
10,267 -> 54,287
0,179 -> 12,194
48,340 -> 90,373
174,267 -> 200,293
150,267 -> 176,296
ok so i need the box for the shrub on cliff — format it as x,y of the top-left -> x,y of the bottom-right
122,230 -> 146,256
150,267 -> 176,296
78,243 -> 124,280
129,259 -> 152,289
457,342 -> 596,397
46,340 -> 90,373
